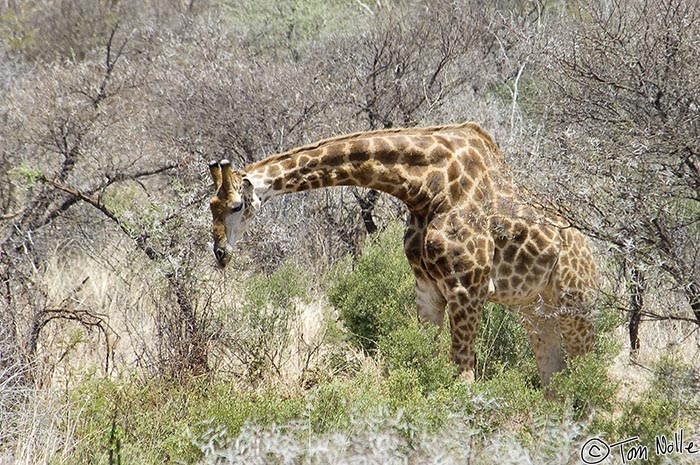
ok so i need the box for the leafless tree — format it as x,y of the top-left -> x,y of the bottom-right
531,0 -> 700,346
0,16 -> 211,382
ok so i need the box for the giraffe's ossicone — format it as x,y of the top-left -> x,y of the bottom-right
207,122 -> 597,388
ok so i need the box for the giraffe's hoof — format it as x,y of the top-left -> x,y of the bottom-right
543,387 -> 560,402
458,368 -> 475,383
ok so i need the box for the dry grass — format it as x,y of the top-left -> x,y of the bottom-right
0,380 -> 76,465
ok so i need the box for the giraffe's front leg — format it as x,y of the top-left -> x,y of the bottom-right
422,210 -> 494,382
444,284 -> 487,383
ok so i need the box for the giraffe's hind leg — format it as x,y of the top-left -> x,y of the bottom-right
557,305 -> 594,359
551,228 -> 596,361
519,301 -> 565,387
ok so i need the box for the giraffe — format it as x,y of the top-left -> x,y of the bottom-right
207,122 -> 597,387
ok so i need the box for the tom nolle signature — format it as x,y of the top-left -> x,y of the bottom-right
580,429 -> 698,463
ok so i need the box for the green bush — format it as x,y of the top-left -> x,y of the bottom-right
67,375 -> 205,465
651,355 -> 700,404
327,223 -> 457,412
66,375 -> 309,465
305,373 -> 381,433
328,223 -> 415,353
475,303 -> 535,382
469,368 -> 552,429
549,350 -> 619,416
548,304 -> 621,416
379,320 -> 454,396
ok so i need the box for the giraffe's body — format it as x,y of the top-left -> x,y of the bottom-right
208,122 -> 596,386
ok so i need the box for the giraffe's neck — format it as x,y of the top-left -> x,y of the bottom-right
244,124 -> 502,217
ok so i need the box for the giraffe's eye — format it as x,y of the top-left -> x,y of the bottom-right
230,202 -> 244,213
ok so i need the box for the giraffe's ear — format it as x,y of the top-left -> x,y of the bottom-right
219,159 -> 235,196
208,161 -> 222,190
242,177 -> 261,210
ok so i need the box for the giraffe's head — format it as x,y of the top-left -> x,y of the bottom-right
207,160 -> 261,267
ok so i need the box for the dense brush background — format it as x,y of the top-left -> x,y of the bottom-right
1,1 -> 699,464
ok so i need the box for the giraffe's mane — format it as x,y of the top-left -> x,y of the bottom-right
246,121 -> 498,171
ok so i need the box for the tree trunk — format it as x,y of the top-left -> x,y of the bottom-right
685,280 -> 700,325
628,265 -> 645,359
354,189 -> 380,235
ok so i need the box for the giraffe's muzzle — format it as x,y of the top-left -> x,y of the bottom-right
213,243 -> 233,267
